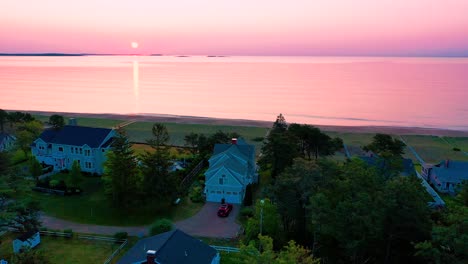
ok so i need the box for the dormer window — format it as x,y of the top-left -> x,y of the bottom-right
58,147 -> 63,152
219,175 -> 226,185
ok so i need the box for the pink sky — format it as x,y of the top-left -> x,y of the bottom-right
1,0 -> 468,56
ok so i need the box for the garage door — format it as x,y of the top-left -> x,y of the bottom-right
207,190 -> 242,204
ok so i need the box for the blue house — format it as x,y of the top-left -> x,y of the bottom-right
117,229 -> 220,264
31,125 -> 116,174
205,138 -> 257,204
0,133 -> 16,152
422,160 -> 468,194
13,231 -> 41,253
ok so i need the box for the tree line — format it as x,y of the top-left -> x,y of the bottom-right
242,114 -> 467,263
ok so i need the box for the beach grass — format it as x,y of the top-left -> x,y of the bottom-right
124,121 -> 268,147
400,135 -> 468,163
33,114 -> 123,128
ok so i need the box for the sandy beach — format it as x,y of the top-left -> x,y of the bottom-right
23,110 -> 468,137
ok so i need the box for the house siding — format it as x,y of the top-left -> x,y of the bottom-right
31,129 -> 115,174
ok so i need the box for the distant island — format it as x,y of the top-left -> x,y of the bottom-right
0,53 -> 86,56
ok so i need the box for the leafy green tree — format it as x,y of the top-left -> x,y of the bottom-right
48,114 -> 65,129
184,132 -> 199,154
288,124 -> 343,160
69,160 -> 82,188
238,235 -> 319,264
415,198 -> 468,264
245,199 -> 282,247
29,156 -> 43,183
141,123 -> 176,203
1,200 -> 41,233
11,247 -> 51,264
103,130 -> 140,207
149,218 -> 173,235
0,151 -> 12,175
457,181 -> 468,206
259,130 -> 298,178
364,134 -> 406,178
16,120 -> 43,158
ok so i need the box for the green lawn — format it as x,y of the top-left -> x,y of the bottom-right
401,135 -> 468,163
26,174 -> 203,226
131,143 -> 194,159
441,137 -> 468,152
0,232 -> 119,264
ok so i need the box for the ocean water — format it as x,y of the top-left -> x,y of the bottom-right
1,56 -> 467,130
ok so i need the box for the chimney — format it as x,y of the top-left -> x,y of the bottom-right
445,159 -> 449,168
147,250 -> 156,263
68,118 -> 77,126
231,138 -> 237,145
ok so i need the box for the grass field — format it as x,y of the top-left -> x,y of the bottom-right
33,114 -> 124,128
131,143 -> 193,159
26,175 -> 203,226
124,121 -> 268,147
0,233 -> 118,264
401,135 -> 468,163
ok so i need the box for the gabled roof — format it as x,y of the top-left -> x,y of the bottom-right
432,160 -> 468,183
213,139 -> 254,161
0,133 -> 15,142
117,229 -> 217,264
37,125 -> 113,148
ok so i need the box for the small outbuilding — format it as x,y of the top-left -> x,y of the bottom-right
12,231 -> 41,253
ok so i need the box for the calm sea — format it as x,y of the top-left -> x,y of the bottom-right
1,56 -> 467,130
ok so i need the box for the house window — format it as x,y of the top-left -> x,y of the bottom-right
217,191 -> 222,194
219,178 -> 224,185
233,192 -> 237,195
77,160 -> 81,165
79,148 -> 83,155
102,149 -> 105,152
85,149 -> 91,156
58,147 -> 63,152
211,191 -> 215,193
71,148 -> 74,154
226,192 -> 231,195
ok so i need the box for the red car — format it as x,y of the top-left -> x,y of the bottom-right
217,203 -> 233,217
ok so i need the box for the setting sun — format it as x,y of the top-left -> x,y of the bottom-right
131,42 -> 138,49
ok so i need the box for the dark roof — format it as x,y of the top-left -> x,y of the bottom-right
37,125 -> 113,148
0,133 -> 15,142
359,156 -> 415,176
432,160 -> 468,183
213,138 -> 255,159
16,230 -> 38,242
117,229 -> 217,264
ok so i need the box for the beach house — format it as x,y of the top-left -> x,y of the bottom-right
12,231 -> 41,253
31,125 -> 116,174
422,160 -> 468,194
204,138 -> 257,204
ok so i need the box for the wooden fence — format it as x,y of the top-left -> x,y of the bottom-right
32,186 -> 65,196
39,231 -> 128,264
210,245 -> 240,253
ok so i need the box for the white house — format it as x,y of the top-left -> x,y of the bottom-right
205,138 -> 257,204
0,133 -> 16,152
13,231 -> 41,253
31,125 -> 116,174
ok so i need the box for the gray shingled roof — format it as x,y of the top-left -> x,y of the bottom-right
117,229 -> 217,264
37,125 -> 113,148
432,160 -> 468,183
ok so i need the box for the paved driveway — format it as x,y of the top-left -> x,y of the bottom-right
175,202 -> 241,238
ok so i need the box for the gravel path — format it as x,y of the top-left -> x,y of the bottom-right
40,202 -> 241,238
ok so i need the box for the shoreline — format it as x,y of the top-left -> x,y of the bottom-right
16,109 -> 468,137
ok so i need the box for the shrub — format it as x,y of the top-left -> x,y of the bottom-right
189,186 -> 204,203
240,207 -> 254,218
149,219 -> 173,236
49,179 -> 59,188
243,184 -> 254,206
114,232 -> 128,241
63,229 -> 73,238
453,147 -> 461,151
